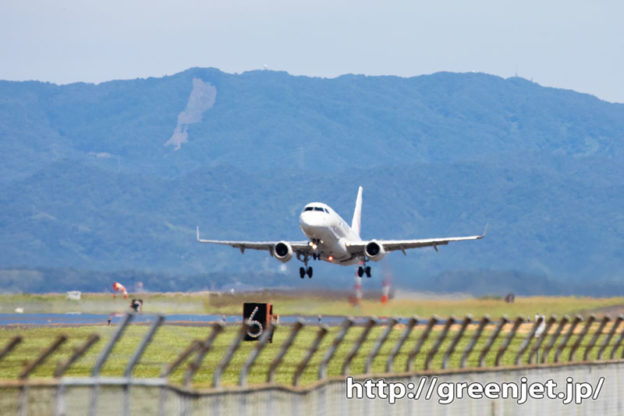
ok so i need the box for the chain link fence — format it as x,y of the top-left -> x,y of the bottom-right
2,312 -> 624,415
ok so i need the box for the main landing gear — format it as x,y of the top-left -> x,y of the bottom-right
299,267 -> 313,279
357,266 -> 372,278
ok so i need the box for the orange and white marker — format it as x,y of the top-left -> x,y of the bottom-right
112,282 -> 128,299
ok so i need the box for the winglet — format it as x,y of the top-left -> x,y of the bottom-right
196,226 -> 201,241
478,223 -> 488,239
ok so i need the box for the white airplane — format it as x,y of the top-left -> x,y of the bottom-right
197,186 -> 485,279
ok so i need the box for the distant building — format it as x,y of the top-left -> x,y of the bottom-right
66,291 -> 82,300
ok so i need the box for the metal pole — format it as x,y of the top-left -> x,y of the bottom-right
494,316 -> 523,366
406,316 -> 437,372
124,315 -> 165,377
55,334 -> 101,377
541,316 -> 568,363
609,317 -> 624,360
598,315 -> 623,360
54,334 -> 100,416
267,320 -> 304,383
239,325 -> 277,387
341,318 -> 377,376
19,335 -> 67,416
385,316 -> 418,373
364,318 -> 397,374
293,325 -> 329,386
89,313 -> 134,416
554,315 -> 582,363
0,336 -> 22,361
569,315 -> 596,362
528,316 -> 557,364
123,315 -> 165,416
514,316 -> 544,365
213,321 -> 251,387
425,317 -> 455,370
183,323 -> 224,386
318,318 -> 354,380
479,316 -> 508,367
460,316 -> 489,368
583,315 -> 610,361
19,335 -> 68,379
442,316 -> 471,369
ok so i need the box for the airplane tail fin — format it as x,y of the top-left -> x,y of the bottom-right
351,186 -> 363,239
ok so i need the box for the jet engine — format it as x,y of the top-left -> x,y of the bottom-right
273,241 -> 293,263
365,240 -> 386,261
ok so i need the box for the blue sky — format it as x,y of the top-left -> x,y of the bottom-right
1,0 -> 622,102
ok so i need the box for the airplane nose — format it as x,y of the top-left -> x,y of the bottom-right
299,211 -> 325,230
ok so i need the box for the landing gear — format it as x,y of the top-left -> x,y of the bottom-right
299,266 -> 313,279
357,266 -> 372,278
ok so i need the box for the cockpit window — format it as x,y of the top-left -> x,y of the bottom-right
314,207 -> 324,212
324,208 -> 329,213
304,207 -> 314,211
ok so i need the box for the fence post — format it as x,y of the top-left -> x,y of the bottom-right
293,325 -> 329,386
460,316 -> 489,368
213,321 -> 251,388
240,325 -> 277,387
54,334 -> 100,416
318,318 -> 354,380
341,318 -> 377,376
364,318 -> 397,374
514,316 -> 544,365
55,334 -> 100,377
121,315 -> 165,416
19,335 -> 67,416
0,336 -> 22,362
184,323 -> 224,386
583,315 -> 610,361
89,312 -> 133,416
267,320 -> 304,383
407,316 -> 437,372
528,316 -> 557,364
161,340 -> 200,378
479,316 -> 508,367
425,317 -> 455,370
569,315 -> 596,361
442,316 -> 471,369
385,316 -> 418,373
124,315 -> 165,377
541,316 -> 568,363
495,317 -> 523,366
609,316 -> 624,360
554,315 -> 582,363
158,339 -> 201,416
598,316 -> 623,360
19,335 -> 68,379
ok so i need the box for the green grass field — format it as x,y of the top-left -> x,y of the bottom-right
1,292 -> 623,388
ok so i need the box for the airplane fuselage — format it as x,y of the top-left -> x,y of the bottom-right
298,202 -> 361,265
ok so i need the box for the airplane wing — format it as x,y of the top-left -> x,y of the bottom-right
196,227 -> 311,254
346,226 -> 487,255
